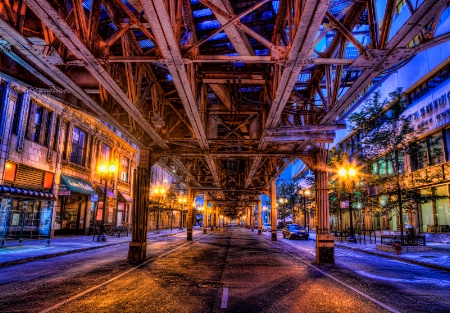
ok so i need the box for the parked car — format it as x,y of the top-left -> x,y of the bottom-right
282,224 -> 309,240
262,223 -> 272,232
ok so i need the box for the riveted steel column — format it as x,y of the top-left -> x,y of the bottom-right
187,189 -> 194,240
250,205 -> 255,232
203,194 -> 208,234
257,195 -> 262,234
315,148 -> 334,264
270,181 -> 277,241
128,149 -> 152,261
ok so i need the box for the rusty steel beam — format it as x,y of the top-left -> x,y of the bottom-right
23,0 -> 169,149
321,0 -> 448,124
141,0 -> 209,150
0,17 -> 148,147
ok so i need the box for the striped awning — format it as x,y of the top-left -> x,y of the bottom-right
0,185 -> 54,199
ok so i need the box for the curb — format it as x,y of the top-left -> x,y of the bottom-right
309,235 -> 450,272
0,241 -> 128,269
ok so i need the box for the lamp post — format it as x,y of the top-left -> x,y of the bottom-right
278,198 -> 288,225
339,166 -> 358,243
299,189 -> 311,233
178,196 -> 187,230
153,186 -> 166,234
97,163 -> 116,242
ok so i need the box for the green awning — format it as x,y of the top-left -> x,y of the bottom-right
60,175 -> 98,195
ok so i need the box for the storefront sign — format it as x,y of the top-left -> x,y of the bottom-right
404,82 -> 450,130
60,175 -> 98,195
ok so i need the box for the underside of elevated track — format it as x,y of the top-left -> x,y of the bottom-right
1,0 -> 449,261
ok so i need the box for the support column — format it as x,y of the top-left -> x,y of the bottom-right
203,194 -> 208,234
314,149 -> 334,264
257,195 -> 262,234
187,189 -> 194,240
251,206 -> 255,232
270,181 -> 277,241
215,205 -> 219,228
128,149 -> 152,261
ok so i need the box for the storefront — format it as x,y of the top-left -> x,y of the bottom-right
0,186 -> 54,244
96,186 -> 117,226
118,191 -> 132,226
56,175 -> 98,235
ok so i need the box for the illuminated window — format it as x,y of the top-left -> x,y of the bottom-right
121,157 -> 129,182
4,162 -> 17,182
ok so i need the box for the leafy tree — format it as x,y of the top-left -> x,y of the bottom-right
348,89 -> 444,235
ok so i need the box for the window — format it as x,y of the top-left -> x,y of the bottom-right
410,141 -> 428,171
53,117 -> 60,151
11,93 -> 23,135
121,157 -> 129,182
70,126 -> 86,165
27,103 -> 43,142
25,100 -> 53,146
428,133 -> 443,166
100,143 -> 111,165
62,122 -> 69,161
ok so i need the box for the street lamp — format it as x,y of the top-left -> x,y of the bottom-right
97,163 -> 116,242
262,206 -> 268,223
299,189 -> 311,233
153,186 -> 166,234
278,198 -> 288,225
178,196 -> 187,230
338,165 -> 358,243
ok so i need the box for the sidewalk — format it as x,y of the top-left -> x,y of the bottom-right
0,228 -> 189,268
309,230 -> 450,272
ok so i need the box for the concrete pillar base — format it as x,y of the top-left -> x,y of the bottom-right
258,230 -> 262,235
316,233 -> 334,264
187,230 -> 193,240
127,241 -> 147,261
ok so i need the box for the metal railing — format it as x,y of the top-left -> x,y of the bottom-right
380,235 -> 426,246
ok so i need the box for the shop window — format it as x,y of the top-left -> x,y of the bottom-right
420,188 -> 434,232
435,185 -> 450,229
121,157 -> 129,182
11,93 -> 23,135
70,126 -> 86,165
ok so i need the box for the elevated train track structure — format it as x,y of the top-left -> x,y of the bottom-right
0,0 -> 448,261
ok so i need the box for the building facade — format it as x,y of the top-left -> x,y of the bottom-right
0,76 -> 137,243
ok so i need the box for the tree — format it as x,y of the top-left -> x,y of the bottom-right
276,181 -> 300,224
348,89 -> 443,235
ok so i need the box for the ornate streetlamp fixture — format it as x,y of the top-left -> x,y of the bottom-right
338,166 -> 358,243
96,163 -> 116,242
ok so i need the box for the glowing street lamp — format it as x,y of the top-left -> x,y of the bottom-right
178,196 -> 187,230
153,186 -> 166,234
338,165 -> 358,243
299,189 -> 311,233
96,163 -> 116,242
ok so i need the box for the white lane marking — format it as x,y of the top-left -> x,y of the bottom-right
257,234 -> 401,313
39,234 -> 209,313
221,287 -> 229,308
